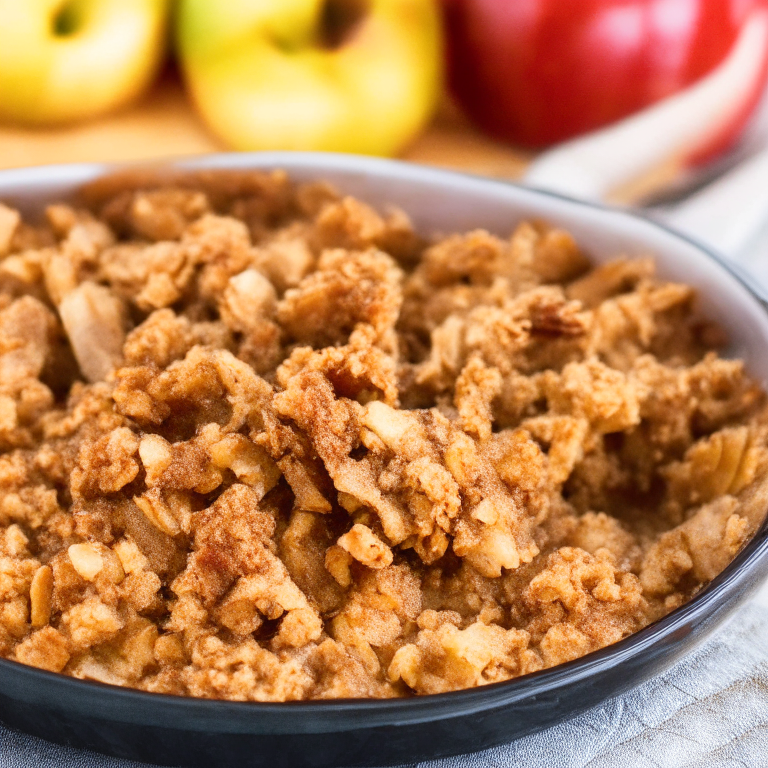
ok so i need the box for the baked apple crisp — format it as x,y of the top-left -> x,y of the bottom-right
0,169 -> 765,700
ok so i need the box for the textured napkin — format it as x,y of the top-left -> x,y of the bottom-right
2,599 -> 768,768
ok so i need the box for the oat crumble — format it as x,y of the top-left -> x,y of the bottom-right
0,168 -> 765,701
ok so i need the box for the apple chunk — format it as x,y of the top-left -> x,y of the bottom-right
0,0 -> 169,125
176,0 -> 443,155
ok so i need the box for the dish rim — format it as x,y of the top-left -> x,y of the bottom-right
0,151 -> 766,732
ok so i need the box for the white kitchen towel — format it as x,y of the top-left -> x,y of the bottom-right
1,601 -> 767,768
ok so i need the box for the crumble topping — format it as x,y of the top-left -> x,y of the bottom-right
0,170 -> 765,701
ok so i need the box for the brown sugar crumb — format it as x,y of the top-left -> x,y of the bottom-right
0,168 -> 766,701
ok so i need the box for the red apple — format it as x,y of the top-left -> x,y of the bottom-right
444,0 -> 768,153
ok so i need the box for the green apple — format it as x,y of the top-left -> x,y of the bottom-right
0,0 -> 169,125
176,0 -> 443,155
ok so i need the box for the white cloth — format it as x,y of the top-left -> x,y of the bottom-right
1,601 -> 768,768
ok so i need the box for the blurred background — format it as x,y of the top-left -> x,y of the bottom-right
1,0 -> 768,269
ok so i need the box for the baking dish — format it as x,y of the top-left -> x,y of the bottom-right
0,152 -> 767,768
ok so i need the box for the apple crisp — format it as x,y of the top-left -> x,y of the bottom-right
0,169 -> 766,701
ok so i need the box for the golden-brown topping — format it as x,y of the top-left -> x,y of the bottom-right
29,565 -> 53,628
337,524 -> 393,570
0,169 -> 763,702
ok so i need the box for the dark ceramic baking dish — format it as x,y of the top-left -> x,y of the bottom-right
0,153 -> 767,768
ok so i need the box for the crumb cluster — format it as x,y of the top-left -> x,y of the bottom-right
0,169 -> 765,700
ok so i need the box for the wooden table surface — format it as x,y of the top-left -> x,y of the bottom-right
0,71 -> 532,179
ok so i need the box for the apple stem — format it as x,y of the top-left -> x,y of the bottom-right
52,2 -> 82,37
320,0 -> 369,49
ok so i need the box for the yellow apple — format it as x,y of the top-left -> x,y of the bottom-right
176,0 -> 443,155
0,0 -> 169,125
